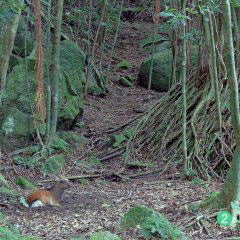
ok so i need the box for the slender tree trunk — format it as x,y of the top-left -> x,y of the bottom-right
49,0 -> 64,143
0,1 -> 24,105
148,0 -> 161,96
84,0 -> 108,97
148,19 -> 156,95
232,7 -> 240,76
45,0 -> 52,140
207,13 -> 222,129
105,0 -> 124,90
181,0 -> 189,175
208,1 -> 240,223
99,0 -> 117,71
98,0 -> 109,45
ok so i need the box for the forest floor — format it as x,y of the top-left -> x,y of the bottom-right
1,16 -> 238,240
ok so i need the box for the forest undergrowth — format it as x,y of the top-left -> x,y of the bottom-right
0,17 -> 237,240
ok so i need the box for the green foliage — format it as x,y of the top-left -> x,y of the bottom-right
123,128 -> 133,138
13,155 -> 41,170
0,173 -> 9,188
231,0 -> 240,7
90,231 -> 121,240
120,205 -> 153,229
117,60 -> 132,70
0,186 -> 18,197
112,134 -> 128,148
119,77 -> 133,87
191,177 -> 208,188
1,116 -> 14,136
0,0 -> 25,21
19,196 -> 29,207
41,154 -> 66,174
87,152 -> 101,166
223,100 -> 231,111
76,152 -> 101,171
51,135 -> 69,151
198,191 -> 219,209
119,205 -> 189,240
160,6 -> 192,26
0,214 -> 37,240
14,176 -> 36,190
70,237 -> 88,240
183,168 -> 197,178
112,129 -> 133,148
59,131 -> 86,146
78,178 -> 89,186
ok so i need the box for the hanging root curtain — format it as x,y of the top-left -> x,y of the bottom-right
126,72 -> 233,179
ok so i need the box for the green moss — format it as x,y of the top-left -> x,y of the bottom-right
91,231 -> 121,240
0,174 -> 9,188
1,40 -> 85,144
41,154 -> 66,174
0,187 -> 18,197
119,77 -> 133,87
138,50 -> 173,92
14,177 -> 36,190
117,60 -> 132,69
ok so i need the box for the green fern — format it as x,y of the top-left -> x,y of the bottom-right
119,205 -> 189,240
0,225 -> 38,240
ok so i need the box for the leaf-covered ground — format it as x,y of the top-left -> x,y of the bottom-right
1,14 -> 238,240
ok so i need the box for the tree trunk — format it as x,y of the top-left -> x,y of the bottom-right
0,1 -> 24,105
208,1 -> 240,221
181,0 -> 189,175
49,0 -> 64,143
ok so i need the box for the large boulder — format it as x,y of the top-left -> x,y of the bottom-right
0,40 -> 85,139
139,47 -> 198,92
13,17 -> 35,57
138,50 -> 174,92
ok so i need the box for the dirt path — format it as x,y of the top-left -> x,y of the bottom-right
1,20 -> 237,240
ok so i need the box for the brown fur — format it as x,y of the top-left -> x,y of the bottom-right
26,181 -> 70,207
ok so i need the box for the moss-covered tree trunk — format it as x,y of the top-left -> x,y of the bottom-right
49,0 -> 64,143
208,1 -> 240,220
0,1 -> 24,105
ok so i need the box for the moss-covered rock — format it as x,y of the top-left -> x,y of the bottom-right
41,154 -> 66,174
1,40 -> 85,140
138,50 -> 174,92
83,66 -> 106,96
14,17 -> 35,57
14,176 -> 36,190
139,47 -> 198,92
